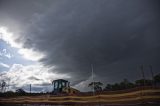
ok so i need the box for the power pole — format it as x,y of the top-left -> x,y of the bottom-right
149,65 -> 154,87
139,65 -> 145,104
30,84 -> 31,94
91,64 -> 95,96
140,65 -> 145,86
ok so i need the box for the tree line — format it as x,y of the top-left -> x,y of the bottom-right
88,73 -> 160,92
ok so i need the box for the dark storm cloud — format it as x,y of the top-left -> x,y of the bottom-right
0,0 -> 160,88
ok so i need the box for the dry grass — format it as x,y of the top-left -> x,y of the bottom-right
0,87 -> 160,105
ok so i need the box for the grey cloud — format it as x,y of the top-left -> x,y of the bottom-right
28,76 -> 40,81
0,0 -> 160,91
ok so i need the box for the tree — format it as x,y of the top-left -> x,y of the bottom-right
104,79 -> 134,91
5,91 -> 15,97
88,82 -> 103,92
135,79 -> 152,86
119,79 -> 134,89
0,80 -> 6,93
16,88 -> 26,94
154,73 -> 160,85
111,83 -> 120,90
104,84 -> 112,91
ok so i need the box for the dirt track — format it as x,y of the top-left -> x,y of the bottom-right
0,86 -> 160,105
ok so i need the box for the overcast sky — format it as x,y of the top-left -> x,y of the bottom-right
0,0 -> 160,92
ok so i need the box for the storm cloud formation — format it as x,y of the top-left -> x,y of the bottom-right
0,0 -> 160,90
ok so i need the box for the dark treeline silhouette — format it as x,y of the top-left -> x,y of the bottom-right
104,79 -> 134,91
103,73 -> 160,91
0,89 -> 51,97
88,73 -> 160,92
0,73 -> 160,97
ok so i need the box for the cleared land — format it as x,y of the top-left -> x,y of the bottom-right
0,86 -> 160,105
